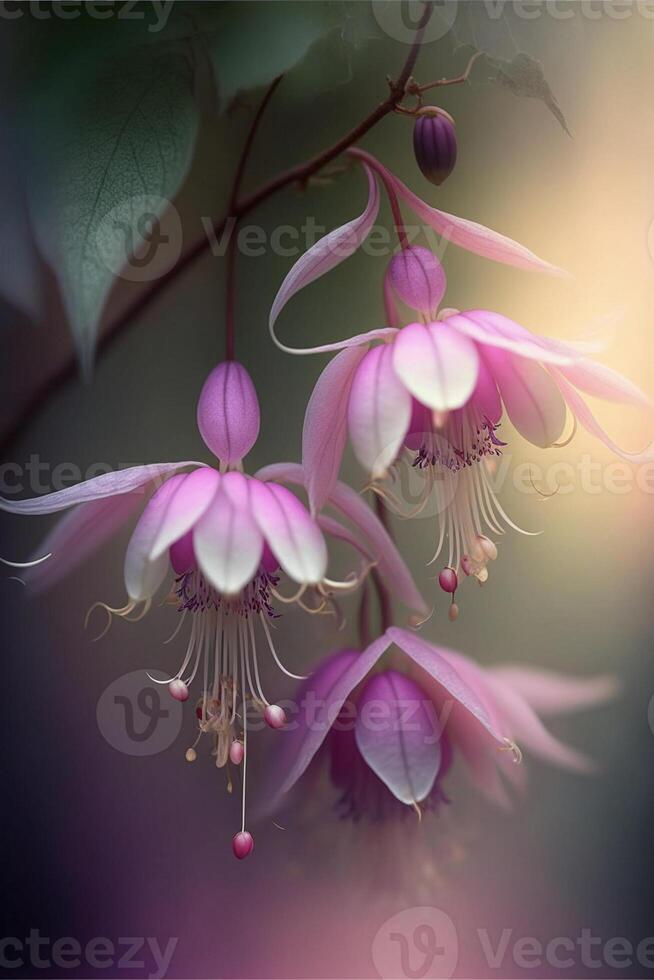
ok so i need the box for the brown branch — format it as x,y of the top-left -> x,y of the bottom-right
2,2 -> 435,452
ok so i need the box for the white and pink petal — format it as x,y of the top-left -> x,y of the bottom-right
347,343 -> 412,479
269,163 -> 380,353
250,480 -> 327,585
387,627 -> 505,746
489,665 -> 618,717
24,491 -> 146,594
557,359 -> 654,410
277,636 -> 393,796
482,347 -> 567,448
0,462 -> 198,516
551,370 -> 654,462
124,476 -> 187,602
447,310 -> 577,366
386,166 -> 566,276
392,321 -> 479,413
193,485 -> 264,596
149,467 -> 220,561
302,345 -> 368,513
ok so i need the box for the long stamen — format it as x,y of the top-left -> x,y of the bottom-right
259,612 -> 307,680
271,582 -> 307,604
84,599 -> 138,641
241,680 -> 248,834
164,609 -> 188,645
247,615 -> 270,707
551,413 -> 577,448
0,552 -> 51,568
123,598 -> 152,623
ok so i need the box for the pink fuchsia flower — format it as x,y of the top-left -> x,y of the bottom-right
272,627 -> 617,823
0,361 -> 426,858
268,154 -> 654,601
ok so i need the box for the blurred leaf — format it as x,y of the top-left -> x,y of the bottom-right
141,2 -> 375,108
27,47 -> 198,373
444,2 -> 570,136
203,1 -> 338,109
273,2 -> 382,107
450,0 -> 519,61
488,52 -> 571,136
0,120 -> 42,322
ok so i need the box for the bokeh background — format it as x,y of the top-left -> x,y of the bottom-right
2,2 -> 654,978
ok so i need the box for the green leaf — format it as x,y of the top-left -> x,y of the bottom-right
203,1 -> 339,108
488,52 -> 571,136
28,46 -> 198,373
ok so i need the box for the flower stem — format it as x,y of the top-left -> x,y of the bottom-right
2,2 -> 436,450
346,145 -> 411,250
372,495 -> 393,633
387,181 -> 410,251
357,579 -> 371,650
224,233 -> 237,362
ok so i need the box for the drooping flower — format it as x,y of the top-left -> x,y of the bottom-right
268,152 -> 654,605
0,360 -> 426,858
271,627 -> 617,826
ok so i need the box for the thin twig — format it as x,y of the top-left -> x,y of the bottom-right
225,75 -> 284,360
413,50 -> 484,93
228,75 -> 284,213
2,3 -> 435,451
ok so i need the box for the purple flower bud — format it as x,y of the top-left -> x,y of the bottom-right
388,246 -> 446,316
413,109 -> 457,186
197,361 -> 260,464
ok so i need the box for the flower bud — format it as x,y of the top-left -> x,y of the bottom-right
232,830 -> 254,860
438,567 -> 458,594
197,361 -> 260,464
264,704 -> 287,730
413,109 -> 457,186
168,678 -> 189,702
388,246 -> 446,317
